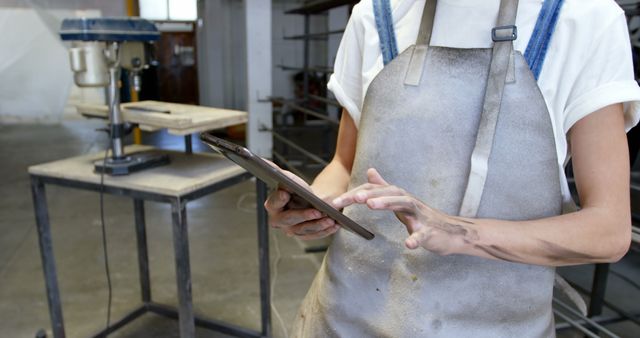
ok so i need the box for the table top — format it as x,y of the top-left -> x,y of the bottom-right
28,145 -> 248,197
75,100 -> 248,136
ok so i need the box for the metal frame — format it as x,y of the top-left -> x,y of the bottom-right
30,172 -> 271,338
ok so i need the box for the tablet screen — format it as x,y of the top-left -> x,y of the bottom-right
200,133 -> 374,240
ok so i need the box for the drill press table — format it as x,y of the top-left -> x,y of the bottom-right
29,145 -> 271,338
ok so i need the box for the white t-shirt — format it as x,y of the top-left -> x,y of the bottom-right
328,0 -> 640,205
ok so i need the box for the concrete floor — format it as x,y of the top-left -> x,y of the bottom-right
1,119 -> 639,337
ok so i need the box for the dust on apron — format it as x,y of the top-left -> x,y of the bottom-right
292,0 -> 565,336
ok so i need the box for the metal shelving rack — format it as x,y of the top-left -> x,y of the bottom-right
270,0 -> 357,182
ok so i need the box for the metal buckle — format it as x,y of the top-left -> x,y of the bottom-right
492,25 -> 518,42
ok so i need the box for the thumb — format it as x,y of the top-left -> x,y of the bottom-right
405,231 -> 428,250
367,168 -> 389,185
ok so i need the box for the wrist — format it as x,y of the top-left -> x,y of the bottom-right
443,215 -> 482,256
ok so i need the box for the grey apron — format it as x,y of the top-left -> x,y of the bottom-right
292,0 -> 562,336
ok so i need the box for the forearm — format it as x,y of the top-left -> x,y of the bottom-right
449,207 -> 631,266
311,109 -> 357,200
311,159 -> 352,200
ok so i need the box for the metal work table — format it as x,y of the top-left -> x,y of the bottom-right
29,145 -> 271,338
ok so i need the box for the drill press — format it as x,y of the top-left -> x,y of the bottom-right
60,17 -> 170,175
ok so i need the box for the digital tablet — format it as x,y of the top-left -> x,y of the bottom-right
200,133 -> 374,240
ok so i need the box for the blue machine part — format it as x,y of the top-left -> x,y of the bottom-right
60,17 -> 160,42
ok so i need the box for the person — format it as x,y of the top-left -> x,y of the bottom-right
265,0 -> 640,336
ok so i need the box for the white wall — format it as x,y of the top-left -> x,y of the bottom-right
2,0 -> 125,16
197,0 -> 247,110
245,1 -> 273,156
0,1 -> 125,123
0,8 -> 105,123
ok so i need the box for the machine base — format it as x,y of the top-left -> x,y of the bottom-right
94,152 -> 170,175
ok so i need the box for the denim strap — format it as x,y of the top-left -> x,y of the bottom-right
374,0 -> 564,79
524,0 -> 565,80
373,0 -> 399,65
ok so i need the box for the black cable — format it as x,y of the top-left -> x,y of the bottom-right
99,144 -> 113,337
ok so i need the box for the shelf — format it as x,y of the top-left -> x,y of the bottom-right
283,29 -> 345,40
285,0 -> 357,15
309,94 -> 340,107
270,97 -> 340,126
276,65 -> 334,73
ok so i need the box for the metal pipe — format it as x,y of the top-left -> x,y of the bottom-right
184,135 -> 193,154
286,102 -> 338,124
556,313 -> 640,331
283,29 -> 345,40
568,280 -> 640,326
303,14 -> 310,101
270,98 -> 339,125
31,177 -> 66,338
553,309 -> 600,338
272,151 -> 311,183
270,130 -> 328,166
106,42 -> 125,160
309,94 -> 341,107
256,180 -> 272,337
589,263 -> 610,317
276,65 -> 334,73
133,199 -> 151,303
171,199 -> 196,337
553,299 -> 619,337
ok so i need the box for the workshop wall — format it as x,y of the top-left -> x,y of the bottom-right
0,1 -> 125,123
197,0 -> 336,111
0,0 -> 345,123
1,0 -> 125,16
197,0 -> 247,110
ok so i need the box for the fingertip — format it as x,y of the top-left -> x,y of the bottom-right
309,210 -> 322,219
405,238 -> 418,249
367,167 -> 386,185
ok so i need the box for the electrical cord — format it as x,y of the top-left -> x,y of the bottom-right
99,144 -> 113,337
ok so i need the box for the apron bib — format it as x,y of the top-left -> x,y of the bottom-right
293,0 -> 563,336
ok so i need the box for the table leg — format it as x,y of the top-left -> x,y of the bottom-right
133,199 -> 151,303
588,263 -> 610,317
31,176 -> 66,338
171,198 -> 195,338
184,135 -> 193,155
256,179 -> 272,337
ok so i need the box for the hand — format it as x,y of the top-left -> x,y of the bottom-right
263,162 -> 340,240
332,168 -> 477,254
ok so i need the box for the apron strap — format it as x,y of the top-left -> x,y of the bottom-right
459,0 -> 519,218
524,0 -> 565,80
373,0 -> 399,65
404,0 -> 437,86
416,0 -> 437,45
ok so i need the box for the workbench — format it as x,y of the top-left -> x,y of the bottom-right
75,100 -> 248,136
29,145 -> 271,338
